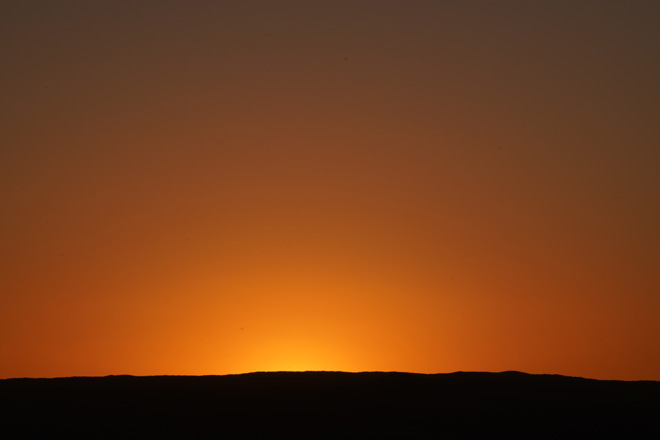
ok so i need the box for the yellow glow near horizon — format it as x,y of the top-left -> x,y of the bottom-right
234,339 -> 357,373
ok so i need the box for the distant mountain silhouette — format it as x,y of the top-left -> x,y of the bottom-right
1,371 -> 659,438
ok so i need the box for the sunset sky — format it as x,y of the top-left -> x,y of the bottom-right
2,1 -> 659,381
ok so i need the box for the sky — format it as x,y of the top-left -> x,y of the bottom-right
1,0 -> 659,381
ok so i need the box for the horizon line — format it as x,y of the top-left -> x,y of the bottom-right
3,370 -> 658,383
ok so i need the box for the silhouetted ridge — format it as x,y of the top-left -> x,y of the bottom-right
1,371 -> 658,438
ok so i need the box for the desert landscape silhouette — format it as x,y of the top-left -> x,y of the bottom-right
2,370 -> 660,438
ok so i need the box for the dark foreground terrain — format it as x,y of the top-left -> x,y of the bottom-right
1,371 -> 659,438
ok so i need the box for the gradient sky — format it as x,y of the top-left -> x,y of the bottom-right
2,1 -> 659,380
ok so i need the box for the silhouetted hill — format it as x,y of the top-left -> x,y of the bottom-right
1,371 -> 659,438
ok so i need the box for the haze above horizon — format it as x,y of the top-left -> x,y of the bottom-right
2,1 -> 659,381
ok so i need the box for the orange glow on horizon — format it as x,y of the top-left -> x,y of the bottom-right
2,1 -> 659,382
